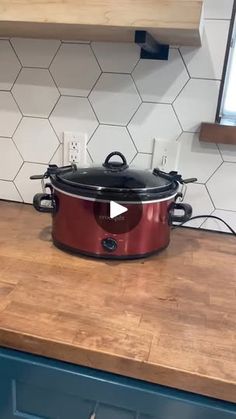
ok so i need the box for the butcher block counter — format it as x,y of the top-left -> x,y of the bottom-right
0,200 -> 236,418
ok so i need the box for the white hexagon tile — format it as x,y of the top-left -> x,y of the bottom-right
0,137 -> 23,180
180,20 -> 229,80
128,103 -> 182,154
183,184 -> 214,228
173,79 -> 220,132
132,49 -> 189,103
13,118 -> 59,164
15,162 -> 48,204
0,180 -> 22,202
12,68 -> 60,117
89,73 -> 141,125
50,96 -> 98,142
88,125 -> 136,163
11,38 -> 60,68
204,0 -> 234,19
0,40 -> 21,90
178,132 -> 222,183
0,92 -> 22,137
50,44 -> 101,96
207,163 -> 236,212
91,42 -> 139,73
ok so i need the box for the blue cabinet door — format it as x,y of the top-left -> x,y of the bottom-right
0,348 -> 236,419
0,376 -> 97,418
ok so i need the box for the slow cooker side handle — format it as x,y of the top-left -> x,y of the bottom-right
33,193 -> 55,213
169,202 -> 192,225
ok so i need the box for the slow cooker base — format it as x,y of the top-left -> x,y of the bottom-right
53,238 -> 170,260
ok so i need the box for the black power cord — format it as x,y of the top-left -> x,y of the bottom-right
173,215 -> 236,236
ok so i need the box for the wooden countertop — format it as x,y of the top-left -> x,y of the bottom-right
0,201 -> 236,403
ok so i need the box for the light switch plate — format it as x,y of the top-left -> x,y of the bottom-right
152,138 -> 180,173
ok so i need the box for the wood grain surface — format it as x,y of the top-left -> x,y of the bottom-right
0,0 -> 203,45
0,201 -> 235,403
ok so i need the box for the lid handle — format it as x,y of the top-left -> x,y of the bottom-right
103,152 -> 128,171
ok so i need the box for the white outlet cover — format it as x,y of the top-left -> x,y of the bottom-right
152,138 -> 180,173
63,131 -> 87,165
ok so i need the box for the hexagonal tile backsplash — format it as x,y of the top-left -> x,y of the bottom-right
0,1 -> 236,233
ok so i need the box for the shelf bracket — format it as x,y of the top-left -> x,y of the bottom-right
135,31 -> 169,60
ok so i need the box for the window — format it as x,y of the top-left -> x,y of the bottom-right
217,1 -> 236,125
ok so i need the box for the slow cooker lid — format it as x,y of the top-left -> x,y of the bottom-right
55,151 -> 177,193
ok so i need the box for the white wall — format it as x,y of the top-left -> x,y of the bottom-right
0,0 -> 235,233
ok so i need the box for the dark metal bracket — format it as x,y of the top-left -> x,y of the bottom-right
135,30 -> 169,60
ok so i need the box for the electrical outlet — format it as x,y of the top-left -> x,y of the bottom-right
152,138 -> 180,173
69,149 -> 79,163
63,132 -> 88,166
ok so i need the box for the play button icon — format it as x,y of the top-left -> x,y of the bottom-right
110,201 -> 128,219
93,193 -> 143,234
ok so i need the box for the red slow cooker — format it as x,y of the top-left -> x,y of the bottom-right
31,151 -> 193,259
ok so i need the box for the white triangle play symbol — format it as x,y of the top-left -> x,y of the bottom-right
110,201 -> 128,219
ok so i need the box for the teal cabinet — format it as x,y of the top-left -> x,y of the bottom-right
0,348 -> 236,419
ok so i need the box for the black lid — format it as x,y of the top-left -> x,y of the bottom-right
51,152 -> 180,202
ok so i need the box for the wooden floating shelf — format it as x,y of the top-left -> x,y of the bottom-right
0,0 -> 204,46
200,122 -> 236,145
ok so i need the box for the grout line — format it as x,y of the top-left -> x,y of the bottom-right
86,96 -> 100,127
130,72 -> 143,103
172,77 -> 190,106
49,143 -> 61,164
10,80 -> 24,117
90,43 -> 103,74
190,76 -> 221,82
10,112 -> 23,138
9,39 -> 24,67
13,180 -> 24,202
87,91 -> 102,125
61,40 -> 91,44
86,123 -> 100,146
171,103 -> 184,133
205,183 -> 216,211
11,135 -> 25,162
87,148 -> 94,163
204,160 -> 224,184
15,65 -> 53,71
126,126 -> 138,153
126,101 -> 142,128
12,160 -> 24,182
131,56 -> 141,75
57,92 -> 96,99
23,161 -> 48,166
216,143 -> 225,161
47,41 -> 62,69
178,47 -> 191,79
87,71 -> 102,99
214,208 -> 236,214
48,94 -> 61,120
48,118 -> 61,143
0,88 -> 15,93
48,67 -> 61,96
129,151 -> 138,165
